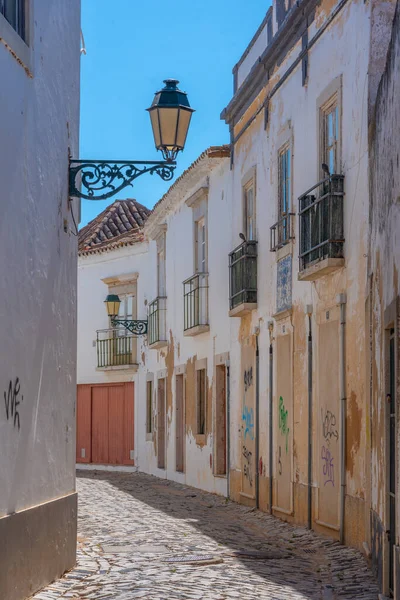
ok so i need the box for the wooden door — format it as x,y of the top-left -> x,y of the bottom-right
76,385 -> 91,463
176,374 -> 185,472
157,378 -> 166,469
241,340 -> 256,497
92,386 -> 109,464
215,365 -> 227,475
76,382 -> 134,465
108,385 -> 125,464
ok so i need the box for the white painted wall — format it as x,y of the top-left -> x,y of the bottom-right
227,0 -> 372,510
237,15 -> 271,89
78,242 -> 150,385
137,158 -> 232,496
0,1 -> 81,516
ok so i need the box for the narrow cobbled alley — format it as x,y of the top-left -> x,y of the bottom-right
32,471 -> 378,600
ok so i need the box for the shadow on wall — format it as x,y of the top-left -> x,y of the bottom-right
76,469 -> 377,597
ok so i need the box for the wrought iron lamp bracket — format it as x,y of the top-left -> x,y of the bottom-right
69,159 -> 176,201
110,318 -> 148,336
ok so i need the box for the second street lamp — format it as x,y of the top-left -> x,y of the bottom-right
69,79 -> 194,201
104,294 -> 148,335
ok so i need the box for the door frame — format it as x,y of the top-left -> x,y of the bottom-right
175,371 -> 186,473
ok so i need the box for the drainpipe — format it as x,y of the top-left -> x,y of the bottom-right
306,304 -> 313,530
255,328 -> 260,509
226,361 -> 231,499
338,293 -> 347,545
268,321 -> 274,514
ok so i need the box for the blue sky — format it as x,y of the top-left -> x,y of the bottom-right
80,0 -> 270,227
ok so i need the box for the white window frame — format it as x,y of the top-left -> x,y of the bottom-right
157,233 -> 166,297
317,77 -> 342,179
195,216 -> 207,274
242,167 -> 256,241
278,143 -> 292,245
0,0 -> 32,72
146,379 -> 153,435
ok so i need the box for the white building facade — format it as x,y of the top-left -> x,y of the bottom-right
76,1 -> 400,595
0,2 -> 81,599
137,146 -> 231,495
77,200 -> 150,469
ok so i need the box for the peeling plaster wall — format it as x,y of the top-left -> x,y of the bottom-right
369,2 -> 400,593
137,161 -> 231,496
225,0 -> 379,550
0,2 -> 80,517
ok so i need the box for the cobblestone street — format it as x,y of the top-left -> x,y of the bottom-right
32,471 -> 378,600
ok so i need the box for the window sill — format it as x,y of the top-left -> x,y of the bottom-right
148,339 -> 168,350
229,302 -> 257,318
276,239 -> 293,261
96,364 -> 138,372
184,324 -> 210,337
272,308 -> 292,321
0,14 -> 32,75
298,257 -> 344,281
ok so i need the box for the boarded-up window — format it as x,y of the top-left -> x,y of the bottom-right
146,380 -> 153,434
197,368 -> 206,435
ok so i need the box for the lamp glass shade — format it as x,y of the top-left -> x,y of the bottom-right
104,294 -> 121,319
147,79 -> 194,161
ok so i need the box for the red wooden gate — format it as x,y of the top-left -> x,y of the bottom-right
76,382 -> 134,465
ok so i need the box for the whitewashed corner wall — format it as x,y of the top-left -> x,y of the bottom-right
0,2 -> 81,598
0,0 -> 81,519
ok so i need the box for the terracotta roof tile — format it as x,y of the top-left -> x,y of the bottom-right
78,199 -> 150,255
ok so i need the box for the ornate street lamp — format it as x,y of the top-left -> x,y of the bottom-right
69,79 -> 194,201
104,294 -> 148,335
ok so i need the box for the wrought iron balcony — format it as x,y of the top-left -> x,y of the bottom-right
270,213 -> 295,252
183,273 -> 209,335
229,240 -> 257,315
298,174 -> 345,277
96,329 -> 137,369
148,297 -> 167,348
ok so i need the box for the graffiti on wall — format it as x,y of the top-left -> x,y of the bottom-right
322,409 -> 338,442
321,446 -> 334,486
242,366 -> 254,440
321,408 -> 337,486
242,445 -> 253,487
4,378 -> 23,431
243,367 -> 253,392
278,396 -> 290,453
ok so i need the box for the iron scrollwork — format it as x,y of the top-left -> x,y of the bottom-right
111,318 -> 148,336
69,160 -> 176,201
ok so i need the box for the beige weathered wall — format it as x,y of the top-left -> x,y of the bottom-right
369,1 -> 400,593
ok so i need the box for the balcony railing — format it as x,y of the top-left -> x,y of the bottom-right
96,328 -> 136,368
299,174 -> 345,272
148,296 -> 167,347
229,240 -> 257,310
183,273 -> 209,332
270,212 -> 295,252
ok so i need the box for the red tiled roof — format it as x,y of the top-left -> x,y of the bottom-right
78,199 -> 150,255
